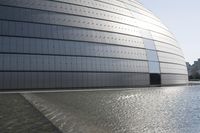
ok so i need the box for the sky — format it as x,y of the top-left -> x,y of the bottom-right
139,0 -> 200,64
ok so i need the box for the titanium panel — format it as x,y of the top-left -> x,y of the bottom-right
0,0 -> 188,90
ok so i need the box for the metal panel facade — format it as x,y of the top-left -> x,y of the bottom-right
0,0 -> 188,89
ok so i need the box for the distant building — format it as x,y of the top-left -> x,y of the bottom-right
198,70 -> 200,75
187,59 -> 200,79
186,62 -> 192,76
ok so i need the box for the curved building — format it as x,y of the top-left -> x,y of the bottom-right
0,0 -> 188,90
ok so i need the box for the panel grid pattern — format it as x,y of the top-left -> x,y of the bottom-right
0,0 -> 188,90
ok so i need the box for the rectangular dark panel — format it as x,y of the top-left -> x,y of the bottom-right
150,73 -> 161,85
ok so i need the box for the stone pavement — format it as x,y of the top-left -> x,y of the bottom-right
0,94 -> 61,133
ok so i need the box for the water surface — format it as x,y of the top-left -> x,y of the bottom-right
24,85 -> 200,133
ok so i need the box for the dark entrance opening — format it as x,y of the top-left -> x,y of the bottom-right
150,73 -> 161,85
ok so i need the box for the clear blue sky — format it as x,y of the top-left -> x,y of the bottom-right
139,0 -> 200,64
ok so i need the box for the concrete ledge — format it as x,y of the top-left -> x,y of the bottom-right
0,94 -> 61,133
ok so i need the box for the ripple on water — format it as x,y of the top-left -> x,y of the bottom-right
24,86 -> 200,133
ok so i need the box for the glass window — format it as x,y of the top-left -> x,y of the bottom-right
148,61 -> 160,73
143,39 -> 156,50
146,50 -> 158,61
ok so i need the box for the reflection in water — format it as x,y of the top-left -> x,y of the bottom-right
24,86 -> 200,133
